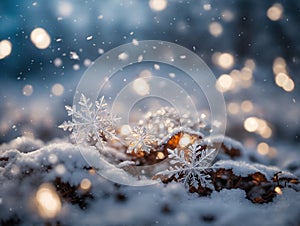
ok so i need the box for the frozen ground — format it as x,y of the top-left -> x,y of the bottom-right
0,137 -> 299,226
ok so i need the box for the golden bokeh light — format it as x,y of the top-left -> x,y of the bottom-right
257,142 -> 269,155
274,186 -> 283,195
244,117 -> 272,138
35,183 -> 61,218
216,74 -> 234,92
267,3 -> 283,21
0,40 -> 12,59
80,178 -> 92,191
244,117 -> 259,132
149,0 -> 167,11
275,72 -> 289,87
209,22 -> 223,37
273,58 -> 295,92
30,27 -> 51,49
156,151 -> 165,160
282,78 -> 294,92
217,53 -> 235,69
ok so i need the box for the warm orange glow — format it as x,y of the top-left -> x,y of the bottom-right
274,186 -> 282,195
80,178 -> 92,190
267,4 -> 283,21
35,183 -> 61,218
156,152 -> 165,159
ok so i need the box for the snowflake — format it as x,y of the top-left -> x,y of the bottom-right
126,126 -> 156,154
157,143 -> 216,189
59,94 -> 118,148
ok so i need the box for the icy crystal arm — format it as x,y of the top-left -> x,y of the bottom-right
59,94 -> 118,148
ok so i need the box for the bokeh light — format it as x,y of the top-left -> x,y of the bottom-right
30,27 -> 51,49
35,183 -> 61,219
209,22 -> 223,37
149,0 -> 167,11
267,4 -> 283,21
0,40 -> 12,60
51,83 -> 65,96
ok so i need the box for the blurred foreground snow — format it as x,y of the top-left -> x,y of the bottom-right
0,137 -> 299,226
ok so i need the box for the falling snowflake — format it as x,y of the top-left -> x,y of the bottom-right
157,143 -> 216,189
126,126 -> 156,154
59,94 -> 118,148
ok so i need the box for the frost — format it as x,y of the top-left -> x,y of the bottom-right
59,94 -> 118,148
126,126 -> 156,154
157,143 -> 216,189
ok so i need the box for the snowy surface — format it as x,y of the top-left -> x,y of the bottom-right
1,137 -> 299,226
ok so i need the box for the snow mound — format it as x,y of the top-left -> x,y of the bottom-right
0,137 -> 299,226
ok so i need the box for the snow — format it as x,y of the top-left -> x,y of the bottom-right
1,137 -> 299,225
214,160 -> 297,180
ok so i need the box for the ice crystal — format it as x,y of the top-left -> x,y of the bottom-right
157,143 -> 216,189
126,126 -> 156,154
59,94 -> 118,148
142,107 -> 200,139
